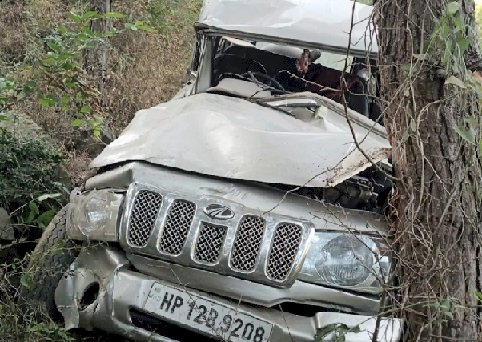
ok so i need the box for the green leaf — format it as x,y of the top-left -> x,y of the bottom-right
60,95 -> 70,106
447,1 -> 460,15
315,324 -> 339,341
38,98 -> 49,107
27,202 -> 39,222
68,11 -> 82,22
475,291 -> 482,302
104,11 -> 126,19
456,36 -> 469,55
38,95 -> 57,108
58,25 -> 68,34
440,299 -> 454,320
71,118 -> 82,128
75,92 -> 85,101
37,210 -> 55,228
83,10 -> 102,19
22,80 -> 37,95
80,105 -> 91,114
41,56 -> 58,67
125,22 -> 138,31
46,39 -> 61,52
20,273 -> 33,289
133,20 -> 156,33
63,78 -> 76,89
454,125 -> 476,145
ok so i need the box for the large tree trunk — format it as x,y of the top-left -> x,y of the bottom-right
84,0 -> 111,94
377,0 -> 482,340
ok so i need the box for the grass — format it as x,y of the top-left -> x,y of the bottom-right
0,0 -> 201,185
0,0 -> 202,339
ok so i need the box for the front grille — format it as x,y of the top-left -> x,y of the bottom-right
159,200 -> 196,255
194,222 -> 227,264
230,216 -> 265,272
127,191 -> 163,247
124,183 -> 310,287
267,223 -> 303,281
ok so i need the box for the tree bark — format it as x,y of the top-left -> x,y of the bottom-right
84,0 -> 111,94
377,0 -> 482,340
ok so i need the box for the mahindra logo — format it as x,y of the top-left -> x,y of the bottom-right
203,204 -> 235,220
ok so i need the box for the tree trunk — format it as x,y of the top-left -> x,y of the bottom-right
84,0 -> 111,94
377,0 -> 482,340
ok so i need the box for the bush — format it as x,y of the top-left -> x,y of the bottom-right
0,126 -> 68,223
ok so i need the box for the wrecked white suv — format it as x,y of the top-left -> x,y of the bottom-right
26,0 -> 403,341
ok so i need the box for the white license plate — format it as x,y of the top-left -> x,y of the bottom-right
143,283 -> 273,342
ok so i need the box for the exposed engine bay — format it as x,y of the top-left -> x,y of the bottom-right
274,163 -> 392,214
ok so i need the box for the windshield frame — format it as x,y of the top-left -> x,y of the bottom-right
195,24 -> 377,59
192,28 -> 377,98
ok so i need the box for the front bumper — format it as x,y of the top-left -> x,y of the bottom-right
55,246 -> 402,341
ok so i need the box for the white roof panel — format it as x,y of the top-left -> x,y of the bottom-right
198,0 -> 377,53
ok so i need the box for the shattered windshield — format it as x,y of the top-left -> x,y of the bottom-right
208,36 -> 380,121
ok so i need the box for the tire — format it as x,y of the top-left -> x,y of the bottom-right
20,205 -> 79,320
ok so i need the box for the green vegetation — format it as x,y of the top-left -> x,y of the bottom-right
0,0 -> 201,340
0,126 -> 66,223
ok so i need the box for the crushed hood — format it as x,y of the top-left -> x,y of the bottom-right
91,93 -> 391,187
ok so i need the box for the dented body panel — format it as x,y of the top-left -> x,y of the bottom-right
85,162 -> 389,234
91,93 -> 390,187
56,245 -> 402,341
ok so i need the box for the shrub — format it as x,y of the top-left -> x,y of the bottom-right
0,126 -> 68,223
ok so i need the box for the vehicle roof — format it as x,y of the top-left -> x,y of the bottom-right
197,0 -> 378,55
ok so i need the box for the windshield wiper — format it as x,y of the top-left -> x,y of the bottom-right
251,100 -> 294,116
252,97 -> 320,116
257,98 -> 320,109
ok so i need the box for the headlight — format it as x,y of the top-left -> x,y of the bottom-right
298,232 -> 391,294
67,189 -> 124,242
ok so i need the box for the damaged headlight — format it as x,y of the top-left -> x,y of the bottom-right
298,232 -> 392,294
67,189 -> 124,242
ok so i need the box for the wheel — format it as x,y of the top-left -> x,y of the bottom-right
20,205 -> 79,320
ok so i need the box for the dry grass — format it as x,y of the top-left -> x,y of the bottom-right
106,0 -> 201,134
0,0 -> 201,185
0,3 -> 28,63
0,2 -> 203,338
24,0 -> 68,30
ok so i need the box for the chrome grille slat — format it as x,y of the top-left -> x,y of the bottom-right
267,223 -> 303,281
127,191 -> 163,247
159,200 -> 196,255
194,222 -> 227,264
123,183 -> 312,287
230,216 -> 265,272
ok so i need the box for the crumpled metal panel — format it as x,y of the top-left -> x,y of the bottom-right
55,246 -> 130,330
199,0 -> 377,53
68,189 -> 123,241
91,93 -> 390,188
55,245 -> 402,341
85,162 -> 389,234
